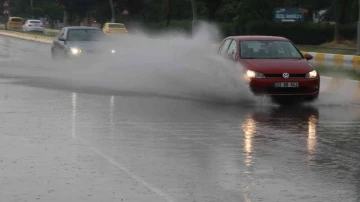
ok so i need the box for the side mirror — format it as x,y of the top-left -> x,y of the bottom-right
304,53 -> 313,60
58,37 -> 66,42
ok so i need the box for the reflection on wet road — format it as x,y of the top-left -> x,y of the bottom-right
0,36 -> 359,202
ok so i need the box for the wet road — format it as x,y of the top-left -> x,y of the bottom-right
0,36 -> 360,202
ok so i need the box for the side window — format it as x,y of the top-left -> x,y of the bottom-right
227,40 -> 237,55
219,39 -> 231,55
59,28 -> 65,37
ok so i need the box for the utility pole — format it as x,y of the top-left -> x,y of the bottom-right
109,0 -> 115,23
357,0 -> 360,54
191,0 -> 197,35
30,0 -> 34,18
3,0 -> 9,30
63,11 -> 67,26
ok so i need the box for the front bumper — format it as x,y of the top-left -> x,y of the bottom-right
66,49 -> 117,58
248,77 -> 320,96
27,27 -> 44,32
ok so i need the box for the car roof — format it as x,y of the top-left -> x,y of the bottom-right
64,26 -> 101,30
228,35 -> 289,41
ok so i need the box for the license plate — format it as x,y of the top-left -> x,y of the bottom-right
274,82 -> 299,88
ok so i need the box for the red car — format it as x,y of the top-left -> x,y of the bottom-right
217,35 -> 320,104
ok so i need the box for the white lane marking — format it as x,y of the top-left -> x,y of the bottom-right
70,93 -> 175,202
76,136 -> 176,202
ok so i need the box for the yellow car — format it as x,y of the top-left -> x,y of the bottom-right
7,17 -> 24,30
102,23 -> 128,35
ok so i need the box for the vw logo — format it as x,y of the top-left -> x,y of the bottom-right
282,72 -> 290,79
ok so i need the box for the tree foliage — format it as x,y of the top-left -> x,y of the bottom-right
7,0 -> 359,25
5,0 -> 359,42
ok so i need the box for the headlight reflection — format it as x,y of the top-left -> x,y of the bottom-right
241,116 -> 257,167
307,114 -> 318,164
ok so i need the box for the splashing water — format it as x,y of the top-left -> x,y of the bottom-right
1,21 -> 258,104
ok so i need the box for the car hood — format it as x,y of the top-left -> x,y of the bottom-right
66,41 -> 114,51
240,59 -> 313,74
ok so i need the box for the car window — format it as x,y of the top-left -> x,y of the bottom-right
67,29 -> 106,41
108,24 -> 125,28
240,40 -> 302,59
219,39 -> 232,55
10,18 -> 22,22
30,20 -> 41,24
59,28 -> 65,38
227,40 -> 237,54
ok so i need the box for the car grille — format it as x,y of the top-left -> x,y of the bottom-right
264,74 -> 307,78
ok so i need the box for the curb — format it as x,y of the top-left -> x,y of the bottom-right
301,51 -> 360,67
0,30 -> 52,44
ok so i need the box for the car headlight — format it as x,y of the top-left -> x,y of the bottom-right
70,47 -> 82,55
246,70 -> 265,79
111,49 -> 116,54
306,70 -> 318,78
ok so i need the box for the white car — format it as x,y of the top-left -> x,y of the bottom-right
23,20 -> 44,32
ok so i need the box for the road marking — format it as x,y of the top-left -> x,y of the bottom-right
76,136 -> 176,202
70,93 -> 174,201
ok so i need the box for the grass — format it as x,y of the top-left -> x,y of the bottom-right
315,65 -> 360,80
5,29 -> 58,37
298,45 -> 357,55
0,24 -> 58,37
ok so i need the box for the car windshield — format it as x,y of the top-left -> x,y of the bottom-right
67,29 -> 106,41
29,20 -> 41,23
11,18 -> 22,22
240,40 -> 303,59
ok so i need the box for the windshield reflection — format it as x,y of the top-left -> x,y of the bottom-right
240,40 -> 302,59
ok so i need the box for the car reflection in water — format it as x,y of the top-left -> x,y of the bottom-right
241,105 -> 319,169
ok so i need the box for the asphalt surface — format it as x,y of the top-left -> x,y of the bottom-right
0,36 -> 360,202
